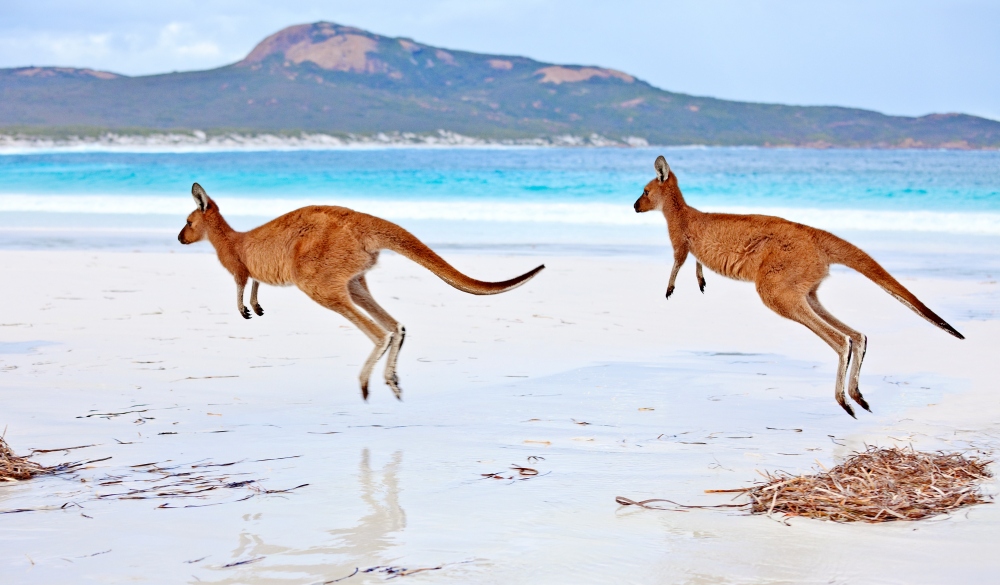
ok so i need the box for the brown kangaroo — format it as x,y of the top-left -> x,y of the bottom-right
178,183 -> 544,400
633,156 -> 963,417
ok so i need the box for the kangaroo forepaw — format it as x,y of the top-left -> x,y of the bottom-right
240,307 -> 251,320
665,286 -> 675,299
253,304 -> 264,316
360,380 -> 370,402
698,279 -> 706,293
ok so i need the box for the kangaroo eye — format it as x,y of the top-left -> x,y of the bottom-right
643,189 -> 648,195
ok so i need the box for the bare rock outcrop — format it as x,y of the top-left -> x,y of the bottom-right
240,22 -> 387,73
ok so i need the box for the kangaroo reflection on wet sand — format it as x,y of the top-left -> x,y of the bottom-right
324,449 -> 406,559
206,449 -> 405,584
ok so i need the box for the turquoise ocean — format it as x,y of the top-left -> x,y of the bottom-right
0,146 -> 997,277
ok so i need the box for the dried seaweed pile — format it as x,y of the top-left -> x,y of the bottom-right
0,435 -> 47,481
735,446 -> 993,522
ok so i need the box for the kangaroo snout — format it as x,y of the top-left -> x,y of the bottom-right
633,197 -> 644,213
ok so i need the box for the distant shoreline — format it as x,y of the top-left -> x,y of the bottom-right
0,130 -> 647,153
2,130 -> 997,153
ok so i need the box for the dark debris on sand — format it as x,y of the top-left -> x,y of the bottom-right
95,460 -> 308,506
3,432 -> 307,514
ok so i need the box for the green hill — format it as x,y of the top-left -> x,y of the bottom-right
2,22 -> 998,148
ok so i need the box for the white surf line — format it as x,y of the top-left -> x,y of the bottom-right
1,195 -> 999,235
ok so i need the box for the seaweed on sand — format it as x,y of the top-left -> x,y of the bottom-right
619,446 -> 993,523
95,460 -> 308,505
719,446 -> 994,523
0,434 -> 48,481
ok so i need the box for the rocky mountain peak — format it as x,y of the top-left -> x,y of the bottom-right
239,22 -> 387,73
236,21 -> 635,86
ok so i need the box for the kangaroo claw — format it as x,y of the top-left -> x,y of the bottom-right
240,307 -> 251,319
665,286 -> 675,299
253,304 -> 264,316
385,372 -> 402,400
850,388 -> 872,413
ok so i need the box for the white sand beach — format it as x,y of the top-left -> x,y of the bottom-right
1,247 -> 998,584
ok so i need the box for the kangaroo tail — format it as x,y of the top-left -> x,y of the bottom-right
822,234 -> 964,339
368,217 -> 544,295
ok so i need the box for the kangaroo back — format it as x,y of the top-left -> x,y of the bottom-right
820,233 -> 963,339
366,217 -> 544,295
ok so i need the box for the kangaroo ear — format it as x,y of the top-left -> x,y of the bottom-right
654,156 -> 671,183
191,183 -> 210,211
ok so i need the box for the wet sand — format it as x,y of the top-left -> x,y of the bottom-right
1,249 -> 998,584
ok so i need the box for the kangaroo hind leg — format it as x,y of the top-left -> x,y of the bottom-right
807,289 -> 870,412
307,288 -> 391,401
758,287 -> 855,417
349,275 -> 406,400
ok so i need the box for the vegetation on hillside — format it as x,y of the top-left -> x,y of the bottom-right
2,22 -> 997,148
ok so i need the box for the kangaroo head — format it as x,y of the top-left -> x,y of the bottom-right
634,155 -> 676,213
178,183 -> 213,244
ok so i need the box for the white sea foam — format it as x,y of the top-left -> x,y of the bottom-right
1,195 -> 998,235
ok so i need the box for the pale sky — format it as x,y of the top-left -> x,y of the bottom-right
2,0 -> 998,120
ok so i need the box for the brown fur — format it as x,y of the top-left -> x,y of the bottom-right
634,156 -> 963,417
179,183 -> 544,400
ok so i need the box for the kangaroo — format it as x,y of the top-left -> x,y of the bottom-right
178,183 -> 544,400
633,156 -> 963,417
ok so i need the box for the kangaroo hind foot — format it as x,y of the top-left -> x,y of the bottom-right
760,287 -> 856,417
307,288 -> 393,401
806,290 -> 871,413
359,333 -> 393,401
835,338 -> 855,418
846,334 -> 870,412
383,324 -> 406,400
347,275 -> 406,400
